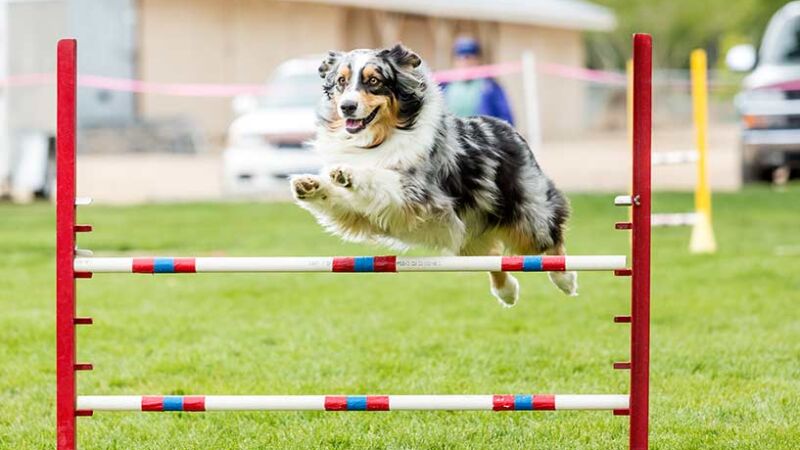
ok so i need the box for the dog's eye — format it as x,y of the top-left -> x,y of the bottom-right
367,77 -> 380,86
337,76 -> 346,86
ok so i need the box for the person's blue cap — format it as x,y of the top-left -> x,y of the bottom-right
454,37 -> 481,57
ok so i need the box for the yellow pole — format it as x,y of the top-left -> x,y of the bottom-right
689,49 -> 717,254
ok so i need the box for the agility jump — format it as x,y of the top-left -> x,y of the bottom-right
56,34 -> 652,449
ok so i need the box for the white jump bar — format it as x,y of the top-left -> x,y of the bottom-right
77,394 -> 630,412
651,212 -> 697,227
652,150 -> 698,166
73,255 -> 627,274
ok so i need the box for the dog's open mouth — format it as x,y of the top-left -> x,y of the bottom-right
345,107 -> 379,134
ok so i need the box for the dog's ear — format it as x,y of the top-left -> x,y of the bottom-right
319,51 -> 342,79
380,44 -> 421,69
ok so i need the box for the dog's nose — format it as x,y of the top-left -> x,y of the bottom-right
340,101 -> 357,117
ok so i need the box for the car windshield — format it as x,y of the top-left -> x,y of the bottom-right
763,15 -> 800,64
261,72 -> 321,108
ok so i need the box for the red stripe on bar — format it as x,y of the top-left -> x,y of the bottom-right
132,258 -> 155,273
75,409 -> 93,417
542,256 -> 566,271
501,256 -> 524,271
173,258 -> 196,273
74,272 -> 92,279
492,395 -> 516,411
324,396 -> 348,411
331,257 -> 355,272
141,396 -> 164,411
373,256 -> 396,272
183,396 -> 205,411
366,396 -> 390,411
533,395 -> 555,410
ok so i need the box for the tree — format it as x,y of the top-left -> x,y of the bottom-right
587,0 -> 790,69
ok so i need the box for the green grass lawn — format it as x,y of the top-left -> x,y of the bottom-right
1,187 -> 799,449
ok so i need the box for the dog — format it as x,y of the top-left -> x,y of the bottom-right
291,44 -> 576,306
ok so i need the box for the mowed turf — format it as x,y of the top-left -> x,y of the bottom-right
1,186 -> 798,449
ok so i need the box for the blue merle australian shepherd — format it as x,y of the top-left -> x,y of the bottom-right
291,44 -> 576,306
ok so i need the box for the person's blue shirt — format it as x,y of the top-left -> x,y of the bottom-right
443,78 -> 514,125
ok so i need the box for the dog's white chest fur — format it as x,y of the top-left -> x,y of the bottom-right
298,92 -> 460,250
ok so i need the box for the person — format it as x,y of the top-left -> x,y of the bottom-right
442,37 -> 514,125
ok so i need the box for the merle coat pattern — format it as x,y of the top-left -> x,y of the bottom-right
291,44 -> 576,306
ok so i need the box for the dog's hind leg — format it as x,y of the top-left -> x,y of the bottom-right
502,227 -> 577,297
490,265 -> 520,307
460,238 -> 519,307
546,243 -> 578,296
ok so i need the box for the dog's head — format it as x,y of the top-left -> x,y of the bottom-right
317,44 -> 427,148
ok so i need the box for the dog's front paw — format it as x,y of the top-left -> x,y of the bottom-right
291,175 -> 326,200
329,165 -> 353,188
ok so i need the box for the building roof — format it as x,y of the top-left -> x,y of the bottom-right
300,0 -> 616,31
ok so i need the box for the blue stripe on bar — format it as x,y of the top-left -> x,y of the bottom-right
346,396 -> 367,410
162,396 -> 183,411
153,258 -> 175,273
522,256 -> 543,271
514,395 -> 533,410
353,257 -> 374,272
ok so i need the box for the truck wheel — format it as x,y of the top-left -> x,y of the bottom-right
741,159 -> 762,183
740,140 -> 771,183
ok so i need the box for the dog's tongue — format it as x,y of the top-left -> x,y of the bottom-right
346,118 -> 361,128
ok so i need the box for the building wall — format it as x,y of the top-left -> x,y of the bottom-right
70,0 -> 137,126
138,0 -> 587,147
7,0 -> 66,135
495,23 -> 585,141
5,0 -> 138,132
138,0 -> 345,146
2,0 -> 66,196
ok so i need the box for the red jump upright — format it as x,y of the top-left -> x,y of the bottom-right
56,38 -> 78,450
630,33 -> 653,450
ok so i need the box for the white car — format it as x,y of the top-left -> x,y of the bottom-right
728,2 -> 800,181
223,57 -> 323,196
